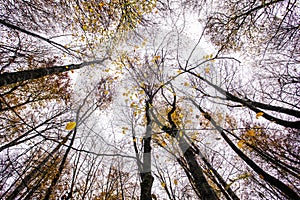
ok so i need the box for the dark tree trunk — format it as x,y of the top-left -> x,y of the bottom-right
0,59 -> 106,87
5,135 -> 69,200
43,128 -> 77,200
194,103 -> 300,200
140,100 -> 154,200
179,137 -> 219,200
195,146 -> 239,200
188,71 -> 300,129
160,94 -> 218,199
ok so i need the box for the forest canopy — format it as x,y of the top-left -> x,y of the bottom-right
0,0 -> 299,199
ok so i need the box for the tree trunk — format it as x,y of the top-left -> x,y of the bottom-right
179,137 -> 219,200
140,100 -> 154,199
194,103 -> 300,200
5,136 -> 69,200
0,59 -> 107,87
188,71 -> 300,129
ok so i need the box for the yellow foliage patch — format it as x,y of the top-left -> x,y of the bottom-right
237,139 -> 245,148
204,67 -> 210,73
66,122 -> 76,130
246,129 -> 256,137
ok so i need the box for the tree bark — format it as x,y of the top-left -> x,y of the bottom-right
0,59 -> 107,87
180,139 -> 219,200
193,102 -> 300,200
140,100 -> 154,200
5,135 -> 69,200
194,145 -> 240,200
188,71 -> 300,129
160,94 -> 218,199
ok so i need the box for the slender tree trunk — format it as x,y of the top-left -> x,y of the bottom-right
178,137 -> 219,200
0,59 -> 107,87
43,127 -> 77,200
188,71 -> 300,129
140,100 -> 154,200
161,127 -> 218,199
194,145 -> 239,200
5,135 -> 69,200
159,94 -> 218,199
193,102 -> 300,200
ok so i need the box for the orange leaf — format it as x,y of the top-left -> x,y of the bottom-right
161,141 -> 167,147
256,112 -> 264,119
237,140 -> 245,148
259,174 -> 264,179
246,129 -> 255,137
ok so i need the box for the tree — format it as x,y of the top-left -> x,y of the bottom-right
0,58 -> 107,87
1,0 -> 299,199
205,0 -> 299,54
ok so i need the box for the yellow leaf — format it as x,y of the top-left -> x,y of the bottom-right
246,129 -> 255,137
161,182 -> 166,188
82,25 -> 88,31
237,140 -> 245,148
179,131 -> 183,137
161,141 -> 167,147
238,172 -> 252,179
66,122 -> 76,130
191,133 -> 197,141
204,67 -> 210,73
173,179 -> 178,185
104,90 -> 109,95
130,102 -> 136,108
99,2 -> 105,7
152,55 -> 160,62
122,127 -> 128,134
256,112 -> 264,119
183,82 -> 190,87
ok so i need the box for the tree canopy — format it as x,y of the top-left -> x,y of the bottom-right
1,0 -> 299,199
